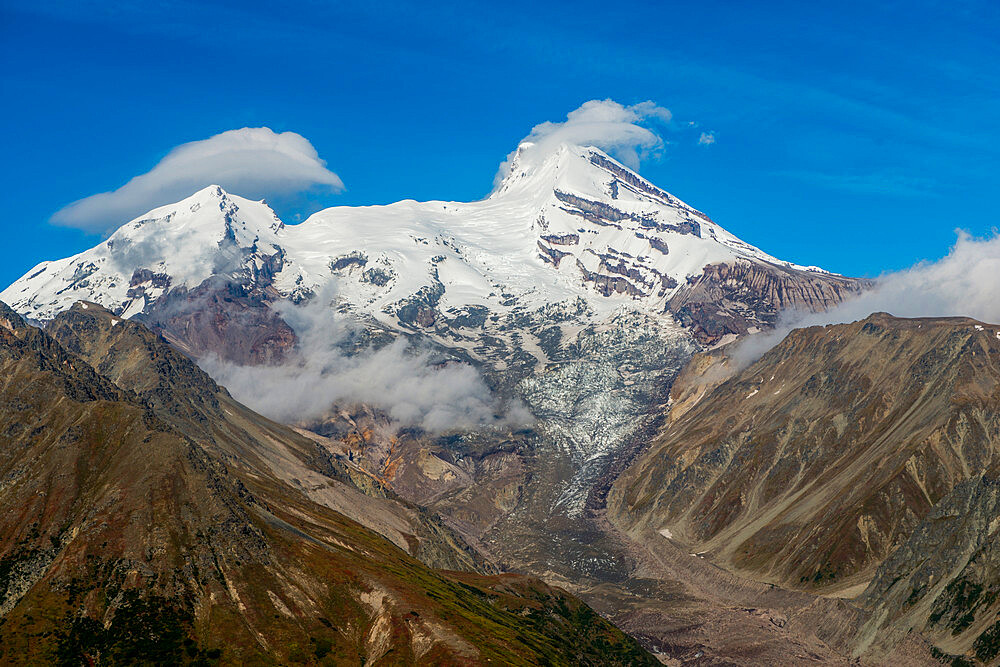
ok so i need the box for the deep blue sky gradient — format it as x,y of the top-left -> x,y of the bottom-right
1,0 -> 998,286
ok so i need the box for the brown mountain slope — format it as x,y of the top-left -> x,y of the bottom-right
609,313 -> 1000,597
46,301 -> 486,574
0,302 -> 656,665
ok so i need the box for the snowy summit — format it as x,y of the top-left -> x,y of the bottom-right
2,140 -> 859,352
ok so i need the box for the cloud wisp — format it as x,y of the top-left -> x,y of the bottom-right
729,231 -> 1000,368
199,291 -> 531,433
494,99 -> 673,188
52,127 -> 344,233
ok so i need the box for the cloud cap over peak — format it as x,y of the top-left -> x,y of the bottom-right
52,127 -> 344,233
494,99 -> 672,189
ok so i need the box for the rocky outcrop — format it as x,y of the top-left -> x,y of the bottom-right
856,474 -> 1000,663
395,272 -> 445,328
555,189 -> 701,236
537,240 -> 571,267
329,250 -> 368,272
540,233 -> 580,246
668,259 -> 869,344
125,267 -> 171,299
576,258 -> 650,297
137,278 -> 297,364
574,247 -> 683,299
586,153 -> 714,222
555,189 -> 629,228
644,234 -> 670,255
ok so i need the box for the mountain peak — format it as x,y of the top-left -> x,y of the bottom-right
103,184 -> 284,268
1,186 -> 285,321
490,142 -> 707,222
194,183 -> 227,198
491,142 -> 615,199
133,183 -> 230,220
4,147 -> 862,348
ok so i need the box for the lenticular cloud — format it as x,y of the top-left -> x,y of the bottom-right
493,99 -> 672,189
52,127 -> 344,233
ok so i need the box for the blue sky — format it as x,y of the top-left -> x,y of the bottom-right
1,0 -> 998,287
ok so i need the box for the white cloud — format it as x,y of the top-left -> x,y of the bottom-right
199,290 -> 531,433
698,131 -> 716,146
52,127 -> 344,232
730,231 -> 1000,368
494,99 -> 672,188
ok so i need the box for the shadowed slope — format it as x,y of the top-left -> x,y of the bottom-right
608,313 -> 1000,662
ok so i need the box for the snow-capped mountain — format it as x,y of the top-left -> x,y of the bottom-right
2,142 -> 860,353
4,185 -> 285,321
0,140 -> 872,620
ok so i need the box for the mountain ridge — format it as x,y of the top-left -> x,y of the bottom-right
1,142 -> 918,665
2,143 -> 865,357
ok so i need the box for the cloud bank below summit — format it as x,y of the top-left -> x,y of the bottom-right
199,292 -> 531,433
52,127 -> 344,233
730,231 -> 1000,368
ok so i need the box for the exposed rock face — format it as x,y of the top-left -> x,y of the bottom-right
126,267 -> 172,297
540,233 -> 580,246
576,257 -> 652,297
131,239 -> 297,364
0,301 -> 657,665
537,239 -> 571,266
585,152 -> 712,221
395,271 -> 445,329
553,189 -> 699,235
610,314 -> 1000,601
658,345 -> 736,424
136,277 -> 297,364
668,259 -> 869,344
857,474 -> 1000,663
